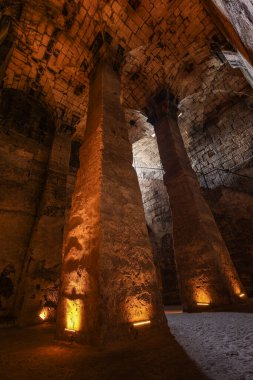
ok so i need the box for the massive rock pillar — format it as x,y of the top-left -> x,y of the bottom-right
202,0 -> 253,67
147,91 -> 247,312
56,61 -> 165,344
16,126 -> 72,325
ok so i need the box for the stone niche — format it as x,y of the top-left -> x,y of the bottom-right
0,88 -> 55,321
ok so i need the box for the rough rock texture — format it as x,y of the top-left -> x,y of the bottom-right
0,0 -> 252,330
204,187 -> 253,297
132,133 -> 180,305
56,61 -> 166,345
1,0 -> 252,138
208,0 -> 253,65
16,128 -> 72,326
0,89 -> 54,319
148,93 -> 246,311
184,100 -> 253,188
143,180 -> 180,305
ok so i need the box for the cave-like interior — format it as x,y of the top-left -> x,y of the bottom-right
0,1 -> 253,379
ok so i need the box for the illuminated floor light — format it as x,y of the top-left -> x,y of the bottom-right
65,328 -> 76,333
197,302 -> 210,306
65,299 -> 82,332
239,293 -> 245,298
39,308 -> 47,320
133,320 -> 151,327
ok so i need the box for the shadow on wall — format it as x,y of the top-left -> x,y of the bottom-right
147,225 -> 181,306
204,186 -> 253,297
0,264 -> 15,317
0,88 -> 56,320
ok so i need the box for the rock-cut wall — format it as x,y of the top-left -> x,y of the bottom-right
0,89 -> 54,319
204,186 -> 253,296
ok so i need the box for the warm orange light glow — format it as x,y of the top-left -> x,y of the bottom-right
64,328 -> 76,333
194,287 -> 211,306
65,299 -> 82,332
39,308 -> 48,320
133,320 -> 151,327
239,293 -> 245,298
232,283 -> 241,296
124,296 -> 152,323
197,302 -> 210,306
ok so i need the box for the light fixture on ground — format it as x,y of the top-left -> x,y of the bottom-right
133,320 -> 151,327
39,307 -> 48,320
197,302 -> 210,306
65,299 -> 82,333
65,328 -> 76,333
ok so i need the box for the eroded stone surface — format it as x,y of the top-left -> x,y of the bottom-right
56,61 -> 165,344
0,0 -> 252,330
204,187 -> 253,297
0,89 -> 54,319
16,128 -> 72,326
148,93 -> 246,311
131,125 -> 180,305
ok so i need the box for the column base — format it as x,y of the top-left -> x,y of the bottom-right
56,317 -> 168,346
183,298 -> 253,313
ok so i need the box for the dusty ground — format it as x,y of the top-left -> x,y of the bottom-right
167,312 -> 253,380
0,323 -> 206,380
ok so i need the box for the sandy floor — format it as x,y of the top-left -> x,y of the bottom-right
166,312 -> 253,380
2,311 -> 252,379
0,323 -> 206,380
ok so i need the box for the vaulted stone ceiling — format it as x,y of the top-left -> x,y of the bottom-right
1,0 -> 252,140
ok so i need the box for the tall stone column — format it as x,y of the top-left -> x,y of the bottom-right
202,0 -> 253,67
16,125 -> 72,325
147,91 -> 247,312
56,61 -> 165,344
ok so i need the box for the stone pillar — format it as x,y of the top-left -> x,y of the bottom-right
56,61 -> 165,344
16,126 -> 72,325
202,0 -> 253,66
147,91 -> 247,312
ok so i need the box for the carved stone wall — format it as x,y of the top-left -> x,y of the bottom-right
0,89 -> 54,318
185,99 -> 253,188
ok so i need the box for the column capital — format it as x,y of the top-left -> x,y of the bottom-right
145,89 -> 179,125
55,113 -> 80,136
88,34 -> 125,79
56,123 -> 75,136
